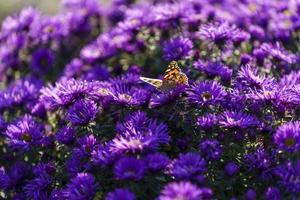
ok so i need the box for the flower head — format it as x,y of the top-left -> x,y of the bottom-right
64,173 -> 96,200
145,153 -> 170,171
273,121 -> 300,152
186,81 -> 226,106
163,36 -> 193,61
158,181 -> 212,200
31,48 -> 54,74
4,115 -> 45,150
219,111 -> 259,129
66,99 -> 98,126
110,111 -> 170,154
113,157 -> 146,181
199,139 -> 222,161
105,188 -> 136,200
168,152 -> 206,180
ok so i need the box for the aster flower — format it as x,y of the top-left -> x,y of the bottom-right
0,77 -> 42,110
29,15 -> 69,43
113,157 -> 146,181
193,60 -> 232,82
105,188 -> 136,200
64,173 -> 96,200
273,121 -> 300,152
225,162 -> 239,177
77,134 -> 97,154
31,48 -> 54,74
66,99 -> 98,126
197,114 -> 218,130
149,86 -> 185,108
66,148 -> 92,175
245,148 -> 274,180
199,139 -> 222,161
186,81 -> 226,107
4,115 -> 45,150
168,152 -> 206,180
261,42 -> 297,64
55,126 -> 75,145
110,111 -> 170,154
198,22 -> 247,46
23,174 -> 52,200
158,181 -> 212,200
264,187 -> 281,200
40,78 -> 100,110
92,144 -> 116,167
163,36 -> 193,61
275,160 -> 300,194
236,64 -> 275,91
219,111 -> 259,129
145,153 -> 170,171
0,167 -> 9,190
109,84 -> 150,106
8,162 -> 31,189
245,189 -> 256,200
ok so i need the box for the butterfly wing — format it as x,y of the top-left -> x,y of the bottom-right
140,77 -> 163,88
163,61 -> 181,81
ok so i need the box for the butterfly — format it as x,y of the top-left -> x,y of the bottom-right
140,61 -> 189,91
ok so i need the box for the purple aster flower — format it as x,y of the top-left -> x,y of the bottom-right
245,188 -> 256,200
260,42 -> 297,64
199,139 -> 222,161
163,36 -> 193,61
193,60 -> 232,82
275,160 -> 300,193
66,148 -> 92,175
0,167 -> 9,190
273,121 -> 300,152
186,81 -> 226,106
29,15 -> 69,43
168,152 -> 206,180
225,162 -> 239,177
23,174 -> 52,200
77,134 -> 97,154
197,114 -> 218,130
279,71 -> 300,87
149,86 -> 185,108
4,115 -> 45,151
219,111 -> 259,129
198,22 -> 246,46
113,157 -> 146,181
92,144 -> 116,167
158,181 -> 212,200
145,153 -> 170,171
55,126 -> 75,145
66,99 -> 98,126
245,148 -> 274,180
264,186 -> 281,200
236,64 -> 275,91
40,78 -> 100,110
105,188 -> 136,200
8,162 -> 31,189
110,111 -> 170,154
0,77 -> 42,110
50,189 -> 65,200
64,173 -> 96,200
110,84 -> 150,106
31,48 -> 54,74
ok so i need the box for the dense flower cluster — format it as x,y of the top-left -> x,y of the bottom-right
0,0 -> 300,199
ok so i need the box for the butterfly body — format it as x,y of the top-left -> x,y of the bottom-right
140,61 -> 188,91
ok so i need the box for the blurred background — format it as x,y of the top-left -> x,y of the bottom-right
0,0 -> 60,21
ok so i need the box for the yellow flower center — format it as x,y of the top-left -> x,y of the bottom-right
201,91 -> 213,101
22,133 -> 32,142
285,138 -> 296,147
